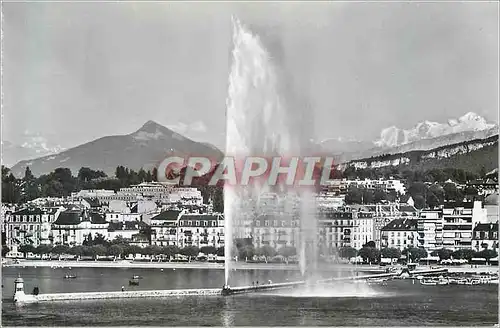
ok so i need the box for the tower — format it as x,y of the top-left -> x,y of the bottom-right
13,276 -> 25,303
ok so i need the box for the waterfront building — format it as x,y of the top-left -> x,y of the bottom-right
107,221 -> 148,241
484,193 -> 499,223
417,209 -> 443,252
50,210 -> 108,246
4,207 -> 62,249
177,213 -> 224,249
364,204 -> 404,248
318,207 -> 374,250
472,222 -> 499,251
380,218 -> 419,250
150,210 -> 183,246
441,201 -> 486,251
253,214 -> 300,249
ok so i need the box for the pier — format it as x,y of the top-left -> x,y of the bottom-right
13,268 -> 451,304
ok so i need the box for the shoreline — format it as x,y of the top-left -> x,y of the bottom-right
3,260 -> 498,274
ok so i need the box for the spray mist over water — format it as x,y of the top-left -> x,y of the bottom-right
263,282 -> 386,298
224,17 -> 318,286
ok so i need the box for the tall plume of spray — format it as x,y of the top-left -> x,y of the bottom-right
224,16 -> 318,286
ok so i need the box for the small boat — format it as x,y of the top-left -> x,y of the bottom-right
420,279 -> 437,286
489,279 -> 499,285
437,278 -> 449,285
129,279 -> 140,286
64,275 -> 77,279
132,275 -> 143,280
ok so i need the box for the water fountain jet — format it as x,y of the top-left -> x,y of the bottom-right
224,17 -> 318,287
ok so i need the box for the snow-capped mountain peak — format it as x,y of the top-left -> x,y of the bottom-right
375,112 -> 496,148
2,136 -> 65,168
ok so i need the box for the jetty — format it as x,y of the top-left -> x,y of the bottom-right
13,276 -> 221,305
221,268 -> 449,295
13,268 -> 450,304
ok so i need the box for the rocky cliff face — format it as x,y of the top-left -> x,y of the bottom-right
339,134 -> 498,171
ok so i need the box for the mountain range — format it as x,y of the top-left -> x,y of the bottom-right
4,112 -> 498,177
320,112 -> 498,162
2,139 -> 65,168
341,134 -> 499,175
9,121 -> 223,177
374,112 -> 495,148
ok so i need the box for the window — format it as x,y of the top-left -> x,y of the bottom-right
265,221 -> 269,227
282,221 -> 286,227
256,221 -> 260,227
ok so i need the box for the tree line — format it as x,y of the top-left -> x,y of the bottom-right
344,180 -> 481,209
1,165 -> 225,213
2,235 -> 224,261
337,245 -> 497,263
3,163 -> 494,211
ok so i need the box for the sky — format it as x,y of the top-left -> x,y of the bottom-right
3,2 -> 498,150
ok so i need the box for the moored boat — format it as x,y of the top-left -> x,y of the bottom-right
420,279 -> 437,286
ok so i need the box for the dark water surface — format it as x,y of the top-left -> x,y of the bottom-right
2,267 -> 498,326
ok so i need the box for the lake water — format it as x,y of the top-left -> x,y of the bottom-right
2,267 -> 498,326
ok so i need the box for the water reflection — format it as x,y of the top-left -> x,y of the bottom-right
221,297 -> 235,327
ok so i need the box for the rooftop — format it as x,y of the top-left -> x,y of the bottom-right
381,218 -> 418,231
474,222 -> 499,232
151,210 -> 182,221
12,208 -> 45,216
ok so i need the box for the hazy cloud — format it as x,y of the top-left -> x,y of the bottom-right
2,2 -> 498,150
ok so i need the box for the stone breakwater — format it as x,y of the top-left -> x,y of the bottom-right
36,288 -> 223,301
15,288 -> 222,304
